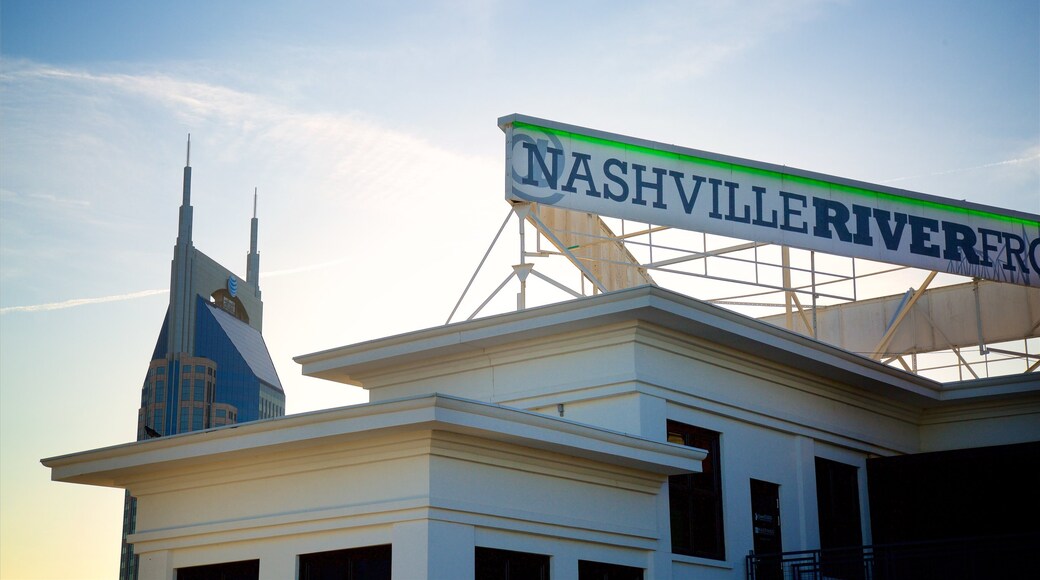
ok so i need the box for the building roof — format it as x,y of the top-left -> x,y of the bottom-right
206,302 -> 283,392
42,394 -> 705,487
295,285 -> 1036,406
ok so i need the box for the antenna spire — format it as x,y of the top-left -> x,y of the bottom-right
247,188 -> 261,295
186,134 -> 191,167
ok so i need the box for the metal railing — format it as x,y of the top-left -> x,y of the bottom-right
746,533 -> 1038,580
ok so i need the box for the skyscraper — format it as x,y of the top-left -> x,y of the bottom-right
119,139 -> 286,580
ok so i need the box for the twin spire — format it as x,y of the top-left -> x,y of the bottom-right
179,134 -> 262,293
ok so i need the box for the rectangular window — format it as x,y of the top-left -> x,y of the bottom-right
176,559 -> 259,580
815,457 -> 863,549
579,560 -> 643,580
195,365 -> 205,374
182,365 -> 190,374
180,387 -> 190,401
192,408 -> 204,430
298,544 -> 391,580
216,409 -> 226,418
475,547 -> 549,580
667,420 -> 725,560
194,383 -> 204,401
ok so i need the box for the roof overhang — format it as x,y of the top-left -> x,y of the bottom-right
296,285 -> 950,403
43,393 -> 705,487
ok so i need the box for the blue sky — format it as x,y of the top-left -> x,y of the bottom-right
2,1 -> 1037,577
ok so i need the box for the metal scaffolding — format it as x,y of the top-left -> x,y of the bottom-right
451,203 -> 1039,383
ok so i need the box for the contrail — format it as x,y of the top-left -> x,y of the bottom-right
1,260 -> 347,314
0,289 -> 168,314
262,258 -> 348,277
883,153 -> 1040,184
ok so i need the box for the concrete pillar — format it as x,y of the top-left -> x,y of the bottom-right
651,479 -> 674,580
392,519 -> 474,580
794,435 -> 819,551
551,552 -> 579,578
636,393 -> 668,439
137,550 -> 173,580
260,550 -> 296,579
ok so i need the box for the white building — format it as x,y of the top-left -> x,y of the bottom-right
44,285 -> 1040,579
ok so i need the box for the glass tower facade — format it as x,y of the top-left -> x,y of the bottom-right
119,146 -> 284,580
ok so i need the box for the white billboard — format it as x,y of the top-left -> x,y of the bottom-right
501,115 -> 1040,287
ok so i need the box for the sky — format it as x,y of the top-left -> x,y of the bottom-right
1,1 -> 1037,577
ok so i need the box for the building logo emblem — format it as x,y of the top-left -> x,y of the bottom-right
509,129 -> 566,205
227,275 -> 238,297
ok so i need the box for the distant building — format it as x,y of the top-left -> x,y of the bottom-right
48,286 -> 1036,580
118,141 -> 285,580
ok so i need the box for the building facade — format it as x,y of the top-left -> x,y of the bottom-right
118,143 -> 286,580
49,286 -> 1037,579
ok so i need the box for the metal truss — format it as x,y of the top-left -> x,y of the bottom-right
450,203 -> 1039,382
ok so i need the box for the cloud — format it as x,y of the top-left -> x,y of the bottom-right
0,288 -> 167,315
263,259 -> 350,278
1,59 -> 502,298
611,0 -> 837,82
0,258 -> 358,315
883,149 -> 1040,184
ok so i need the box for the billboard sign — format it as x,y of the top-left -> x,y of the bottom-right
501,115 -> 1040,287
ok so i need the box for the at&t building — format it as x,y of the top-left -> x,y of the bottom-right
118,140 -> 286,580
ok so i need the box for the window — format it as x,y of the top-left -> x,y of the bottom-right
182,365 -> 190,374
667,420 -> 725,560
195,365 -> 205,374
194,381 -> 204,401
192,408 -> 204,431
176,559 -> 259,580
216,409 -> 226,418
579,560 -> 643,580
298,544 -> 391,580
475,547 -> 550,580
815,457 -> 862,550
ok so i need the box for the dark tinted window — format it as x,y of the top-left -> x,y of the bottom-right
176,559 -> 259,580
299,544 -> 391,580
578,559 -> 643,580
667,420 -> 725,560
475,547 -> 549,580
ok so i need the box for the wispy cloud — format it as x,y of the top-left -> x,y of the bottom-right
1,59 -> 498,315
618,0 -> 836,82
0,288 -> 167,314
0,259 -> 351,314
883,151 -> 1040,184
263,259 -> 349,278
